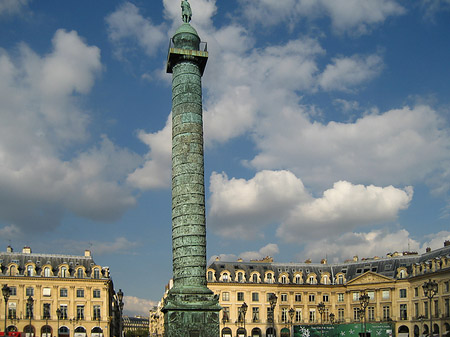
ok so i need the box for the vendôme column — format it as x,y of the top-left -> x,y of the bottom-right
162,1 -> 221,337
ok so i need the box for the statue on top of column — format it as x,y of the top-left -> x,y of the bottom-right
181,0 -> 192,23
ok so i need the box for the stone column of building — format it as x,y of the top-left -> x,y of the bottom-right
162,1 -> 221,337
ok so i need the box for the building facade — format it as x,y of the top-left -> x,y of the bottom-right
206,243 -> 450,337
0,246 -> 119,337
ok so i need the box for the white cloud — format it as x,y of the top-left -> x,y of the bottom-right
208,243 -> 280,264
420,231 -> 450,251
0,30 -> 140,231
300,229 -> 450,263
127,115 -> 172,190
318,54 -> 383,91
238,0 -> 405,34
0,0 -> 30,16
208,170 -> 310,239
300,229 -> 420,262
106,2 -> 166,58
278,181 -> 413,242
250,105 -> 450,192
208,170 -> 412,243
123,296 -> 157,316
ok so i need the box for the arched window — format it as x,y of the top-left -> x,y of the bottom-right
267,273 -> 273,283
222,273 -> 229,282
77,268 -> 84,278
295,275 -> 301,284
237,272 -> 243,282
399,270 -> 406,279
338,275 -> 344,284
93,268 -> 100,279
323,275 -> 328,285
207,271 -> 214,282
9,265 -> 16,276
252,274 -> 258,283
281,275 -> 287,284
27,265 -> 34,276
44,268 -> 51,277
309,276 -> 315,284
61,267 -> 67,278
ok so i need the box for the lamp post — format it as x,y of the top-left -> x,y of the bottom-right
330,313 -> 335,337
289,308 -> 295,337
240,302 -> 248,335
359,292 -> 370,337
117,289 -> 124,337
269,294 -> 278,337
2,285 -> 10,335
317,302 -> 325,337
56,308 -> 61,337
422,279 -> 438,337
26,296 -> 33,337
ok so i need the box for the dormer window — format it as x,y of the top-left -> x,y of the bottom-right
77,268 -> 84,278
207,271 -> 214,282
252,274 -> 258,283
93,268 -> 100,279
267,273 -> 273,283
295,275 -> 302,284
281,275 -> 288,284
44,267 -> 51,277
61,267 -> 67,278
222,273 -> 229,282
27,265 -> 34,277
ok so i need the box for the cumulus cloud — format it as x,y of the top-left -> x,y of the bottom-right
106,2 -> 166,59
300,229 -> 420,262
238,0 -> 405,34
0,29 -> 140,231
208,170 -> 412,242
278,181 -> 413,242
0,0 -> 30,16
124,296 -> 157,316
318,54 -> 383,91
250,105 -> 450,192
208,170 -> 311,239
208,243 -> 280,264
127,115 -> 172,190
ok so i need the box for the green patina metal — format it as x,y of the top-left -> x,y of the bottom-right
162,1 -> 221,337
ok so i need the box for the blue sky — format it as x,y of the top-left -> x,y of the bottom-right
1,0 -> 450,315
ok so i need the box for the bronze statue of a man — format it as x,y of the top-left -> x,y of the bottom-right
181,0 -> 192,23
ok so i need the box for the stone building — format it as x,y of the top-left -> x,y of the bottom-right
0,246 -> 121,337
206,242 -> 450,337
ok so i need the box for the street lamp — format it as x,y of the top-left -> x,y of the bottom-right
422,279 -> 438,337
289,308 -> 295,337
117,289 -> 124,337
240,302 -> 248,334
2,285 -> 10,335
26,296 -> 34,337
359,292 -> 370,337
330,313 -> 335,337
56,308 -> 61,337
269,294 -> 278,337
317,302 -> 325,337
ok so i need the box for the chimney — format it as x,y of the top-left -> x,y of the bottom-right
22,246 -> 31,254
444,240 -> 450,247
353,255 -> 358,262
321,258 -> 327,265
84,249 -> 91,257
6,245 -> 13,253
426,247 -> 431,253
305,259 -> 312,264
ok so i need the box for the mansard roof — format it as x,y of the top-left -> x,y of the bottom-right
0,246 -> 109,277
207,244 -> 450,284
